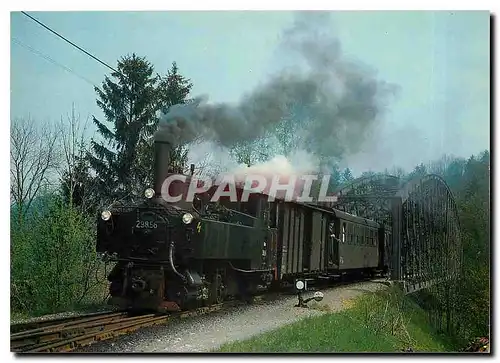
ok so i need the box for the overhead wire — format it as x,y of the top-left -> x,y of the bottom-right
19,11 -> 146,96
11,37 -> 98,88
20,11 -> 120,76
19,11 -> 173,100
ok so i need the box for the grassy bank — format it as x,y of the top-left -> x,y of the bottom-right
217,287 -> 456,353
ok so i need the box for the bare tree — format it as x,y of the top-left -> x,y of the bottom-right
57,104 -> 97,213
10,117 -> 60,224
57,105 -> 110,303
229,135 -> 274,168
186,138 -> 213,176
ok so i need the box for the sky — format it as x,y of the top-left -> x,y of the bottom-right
10,11 -> 490,175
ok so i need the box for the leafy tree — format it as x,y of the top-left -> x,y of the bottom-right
384,166 -> 406,179
408,163 -> 427,180
11,192 -> 106,315
310,163 -> 342,200
87,55 -> 192,203
360,170 -> 377,178
416,151 -> 490,345
452,151 -> 490,341
342,168 -> 354,184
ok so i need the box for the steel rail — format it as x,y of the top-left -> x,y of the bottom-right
11,311 -> 128,352
11,302 -> 238,353
10,310 -> 122,334
11,277 -> 387,353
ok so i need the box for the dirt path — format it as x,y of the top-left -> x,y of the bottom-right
78,280 -> 388,353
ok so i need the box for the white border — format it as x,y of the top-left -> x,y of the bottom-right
3,0 -> 500,10
3,2 -> 497,363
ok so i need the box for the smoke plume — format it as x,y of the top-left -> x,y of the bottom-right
156,12 -> 397,164
228,150 -> 317,180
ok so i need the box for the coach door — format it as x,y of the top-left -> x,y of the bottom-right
326,217 -> 339,269
266,201 -> 278,276
309,210 -> 323,271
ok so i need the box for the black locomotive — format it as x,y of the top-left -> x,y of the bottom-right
96,140 -> 391,312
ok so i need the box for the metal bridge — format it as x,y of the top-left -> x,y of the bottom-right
329,173 -> 462,294
328,173 -> 462,333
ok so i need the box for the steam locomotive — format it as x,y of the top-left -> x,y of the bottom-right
96,140 -> 391,312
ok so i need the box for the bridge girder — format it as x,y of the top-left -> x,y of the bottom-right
330,173 -> 462,294
330,174 -> 402,227
396,174 -> 462,294
329,173 -> 462,334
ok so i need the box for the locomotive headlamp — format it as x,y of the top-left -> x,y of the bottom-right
144,188 -> 155,199
182,213 -> 194,224
101,210 -> 112,221
295,280 -> 305,291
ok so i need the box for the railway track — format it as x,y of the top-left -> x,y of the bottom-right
10,304 -> 232,353
11,277 -> 385,353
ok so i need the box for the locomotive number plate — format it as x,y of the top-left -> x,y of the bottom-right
135,220 -> 158,229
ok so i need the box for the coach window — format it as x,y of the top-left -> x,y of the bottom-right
348,224 -> 353,244
341,223 -> 346,243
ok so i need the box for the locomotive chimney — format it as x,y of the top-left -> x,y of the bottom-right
190,164 -> 195,176
153,140 -> 172,195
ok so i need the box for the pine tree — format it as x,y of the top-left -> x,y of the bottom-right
138,61 -> 193,177
87,55 -> 192,203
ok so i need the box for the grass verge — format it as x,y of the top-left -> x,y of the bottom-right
217,286 -> 456,353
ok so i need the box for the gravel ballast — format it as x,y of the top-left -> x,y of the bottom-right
77,280 -> 388,353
